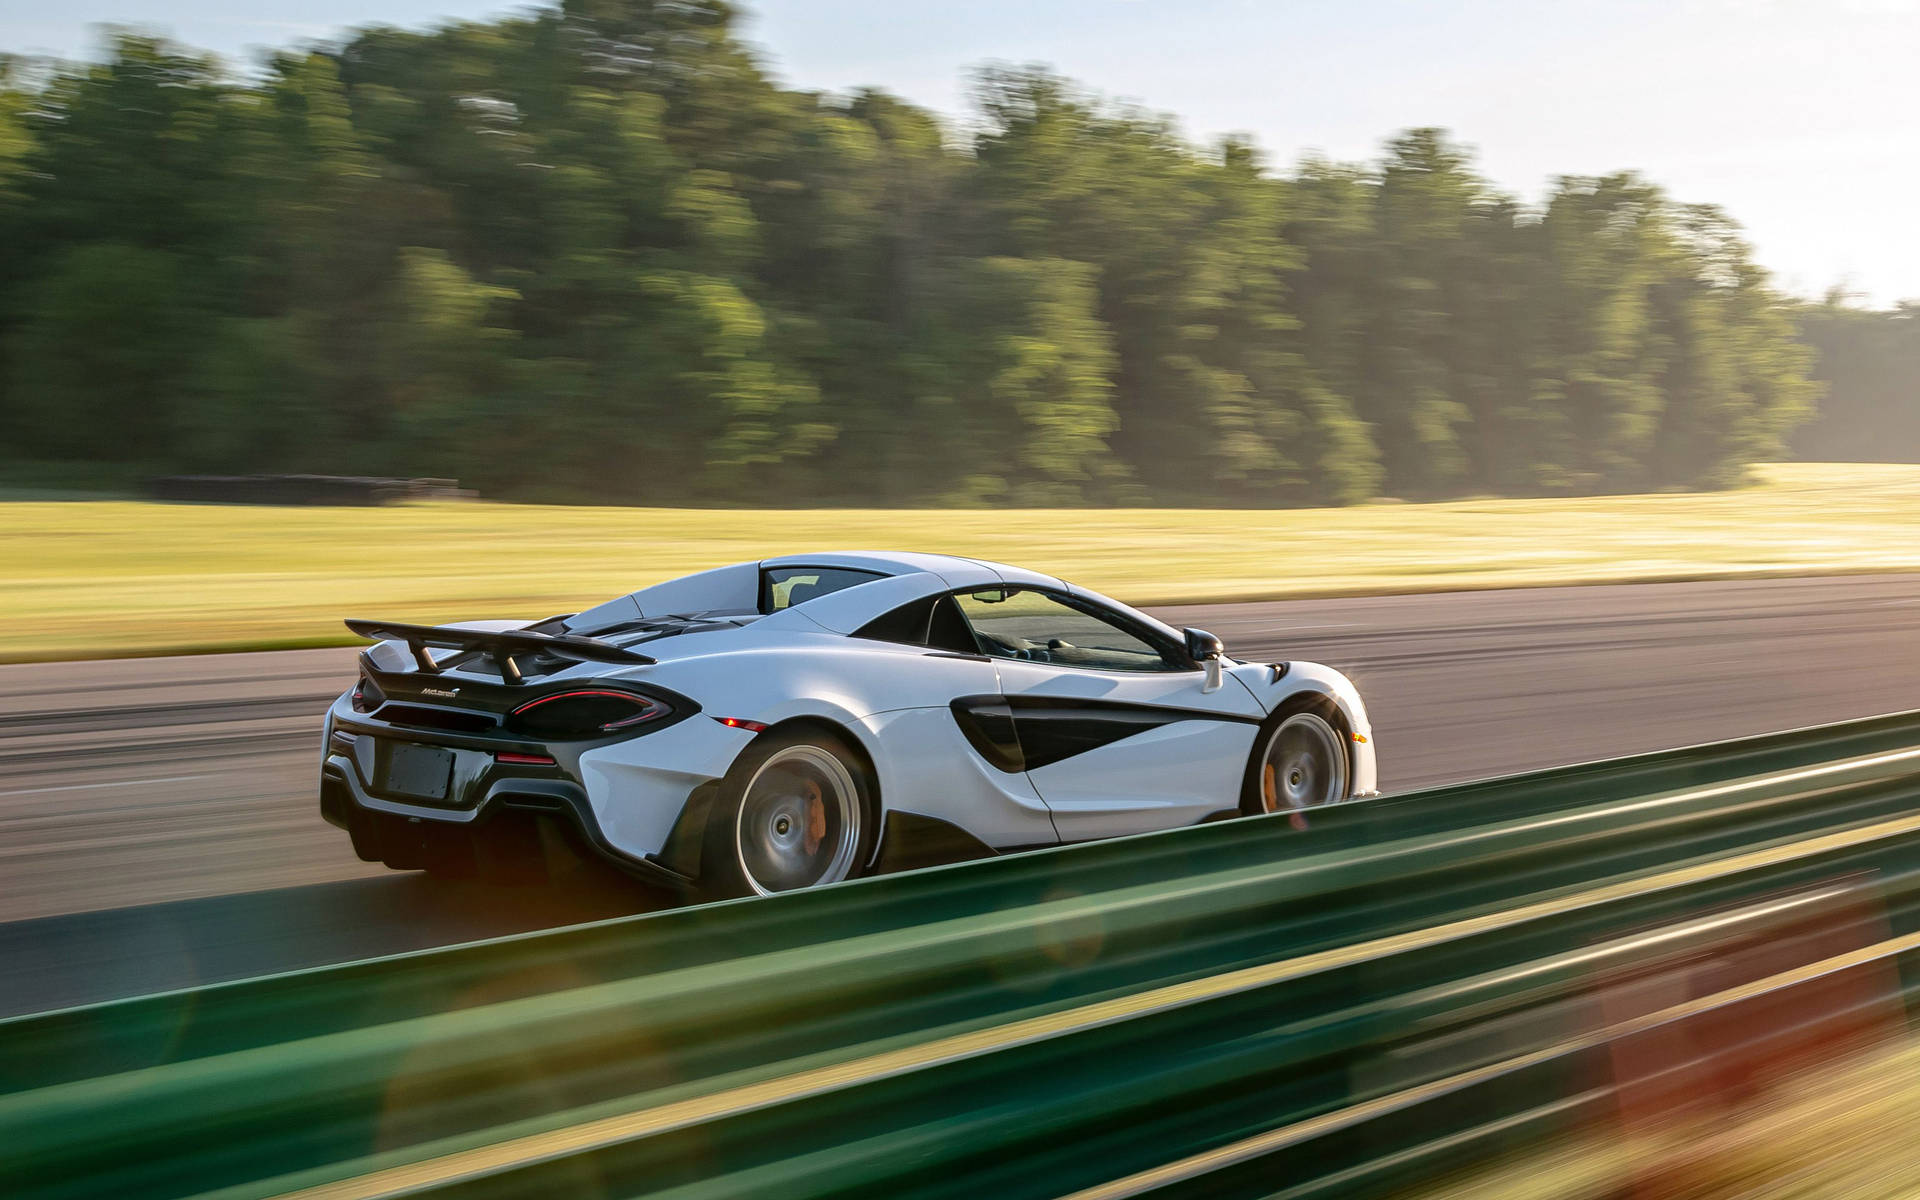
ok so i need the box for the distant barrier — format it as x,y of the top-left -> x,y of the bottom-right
4,710 -> 1920,1199
145,475 -> 474,505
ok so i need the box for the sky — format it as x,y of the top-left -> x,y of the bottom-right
5,0 -> 1916,307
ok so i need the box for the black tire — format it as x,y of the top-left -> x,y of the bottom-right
698,727 -> 878,901
1240,697 -> 1352,818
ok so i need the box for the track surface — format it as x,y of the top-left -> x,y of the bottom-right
4,573 -> 1919,1016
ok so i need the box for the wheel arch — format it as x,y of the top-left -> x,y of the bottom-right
739,714 -> 887,873
655,712 -> 885,888
1239,690 -> 1353,815
758,714 -> 882,795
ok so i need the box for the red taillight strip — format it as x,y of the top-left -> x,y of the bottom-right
602,707 -> 665,730
509,689 -> 654,714
494,752 -> 557,766
712,716 -> 769,733
509,688 -> 667,734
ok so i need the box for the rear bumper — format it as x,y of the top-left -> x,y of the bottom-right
320,749 -> 697,889
319,687 -> 755,883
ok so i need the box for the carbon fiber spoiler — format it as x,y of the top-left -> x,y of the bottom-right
345,619 -> 655,684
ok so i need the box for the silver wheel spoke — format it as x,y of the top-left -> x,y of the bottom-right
1259,713 -> 1348,813
736,745 -> 860,896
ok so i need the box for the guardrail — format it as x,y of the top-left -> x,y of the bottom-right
5,710 -> 1920,1199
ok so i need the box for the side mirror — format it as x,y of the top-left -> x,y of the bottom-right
1184,627 -> 1225,693
1184,627 -> 1225,661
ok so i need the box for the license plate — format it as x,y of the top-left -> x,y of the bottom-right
383,742 -> 454,801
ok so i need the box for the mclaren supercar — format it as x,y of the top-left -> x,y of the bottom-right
320,552 -> 1377,899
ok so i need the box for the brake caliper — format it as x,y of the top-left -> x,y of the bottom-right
803,780 -> 826,856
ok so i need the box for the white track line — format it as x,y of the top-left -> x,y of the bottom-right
0,774 -> 217,798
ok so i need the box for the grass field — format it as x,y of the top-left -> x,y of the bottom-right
2,462 -> 1918,661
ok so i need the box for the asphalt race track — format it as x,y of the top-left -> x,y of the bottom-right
4,573 -> 1919,1017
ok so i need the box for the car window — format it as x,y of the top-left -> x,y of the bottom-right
953,588 -> 1178,672
761,567 -> 884,612
852,594 -> 979,654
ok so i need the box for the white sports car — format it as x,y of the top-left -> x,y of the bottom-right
320,552 -> 1377,898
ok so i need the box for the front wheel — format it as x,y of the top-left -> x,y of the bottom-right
1243,707 -> 1350,817
700,729 -> 875,900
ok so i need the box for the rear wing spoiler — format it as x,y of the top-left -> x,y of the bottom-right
344,619 -> 655,685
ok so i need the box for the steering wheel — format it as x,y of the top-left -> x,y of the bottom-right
976,631 -> 1021,656
979,631 -> 1048,662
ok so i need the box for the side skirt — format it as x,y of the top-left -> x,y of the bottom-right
871,811 -> 1009,875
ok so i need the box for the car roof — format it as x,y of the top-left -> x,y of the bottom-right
573,551 -> 1066,633
567,550 -> 1186,650
758,551 -> 1063,590
750,553 -> 1184,646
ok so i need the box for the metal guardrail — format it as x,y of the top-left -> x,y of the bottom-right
12,708 -> 1920,1089
5,711 -> 1920,1199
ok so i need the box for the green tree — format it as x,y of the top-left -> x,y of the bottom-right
10,243 -> 197,459
1793,299 -> 1920,462
0,5 -> 1825,507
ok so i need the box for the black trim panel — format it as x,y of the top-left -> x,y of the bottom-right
852,592 -> 982,655
871,811 -> 999,874
950,693 -> 1259,773
1007,700 -> 1186,771
949,696 -> 1024,772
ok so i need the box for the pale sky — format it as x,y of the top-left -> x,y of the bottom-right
6,0 -> 1916,306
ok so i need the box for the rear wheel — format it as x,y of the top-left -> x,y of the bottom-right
1244,706 -> 1349,817
700,729 -> 875,900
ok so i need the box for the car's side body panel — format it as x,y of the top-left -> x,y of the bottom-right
856,706 -> 1058,850
611,626 -> 1060,857
987,659 -> 1265,839
576,715 -> 756,863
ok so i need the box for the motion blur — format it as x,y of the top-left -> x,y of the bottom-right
3,2 -> 1920,1198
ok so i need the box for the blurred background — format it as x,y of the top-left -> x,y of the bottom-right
5,6 -> 1920,1197
0,0 -> 1915,510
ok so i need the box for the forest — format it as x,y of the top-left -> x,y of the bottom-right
0,0 -> 1912,506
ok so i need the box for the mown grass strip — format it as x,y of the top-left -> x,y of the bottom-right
2,463 -> 1917,660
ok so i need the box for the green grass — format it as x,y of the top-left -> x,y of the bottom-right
2,462 -> 1918,661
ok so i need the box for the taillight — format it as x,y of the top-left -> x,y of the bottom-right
495,751 -> 557,766
350,674 -> 384,713
507,690 -> 669,739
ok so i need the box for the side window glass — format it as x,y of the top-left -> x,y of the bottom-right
953,588 -> 1176,672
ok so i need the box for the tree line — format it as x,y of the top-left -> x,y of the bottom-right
0,0 -> 1885,507
1793,299 -> 1920,464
